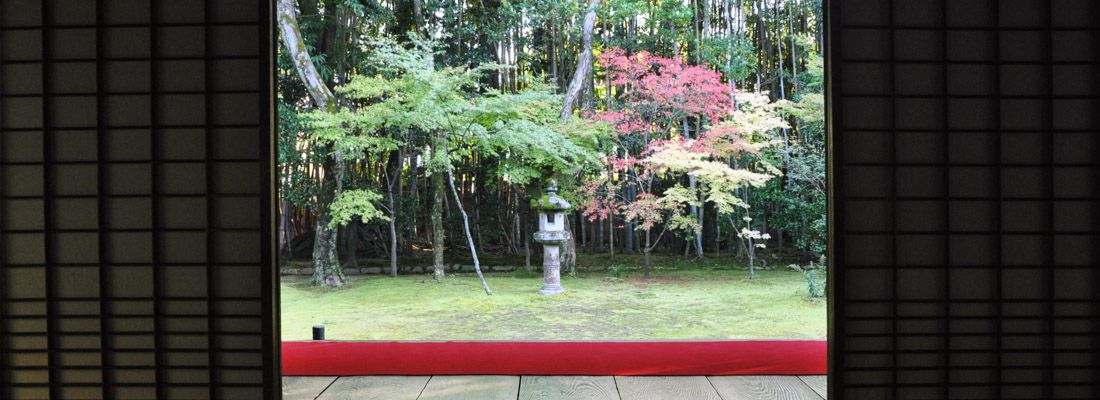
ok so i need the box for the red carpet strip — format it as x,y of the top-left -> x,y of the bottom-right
282,340 -> 827,376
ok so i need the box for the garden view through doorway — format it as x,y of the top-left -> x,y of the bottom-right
276,0 -> 827,344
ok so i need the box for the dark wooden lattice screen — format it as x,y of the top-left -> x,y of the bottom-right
830,0 -> 1099,398
1,0 -> 276,399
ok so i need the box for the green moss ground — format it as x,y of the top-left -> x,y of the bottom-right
280,267 -> 826,341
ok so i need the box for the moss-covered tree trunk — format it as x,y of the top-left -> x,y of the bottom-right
278,0 -> 346,287
311,150 -> 346,287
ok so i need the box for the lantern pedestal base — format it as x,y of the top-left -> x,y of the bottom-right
538,285 -> 566,295
537,243 -> 566,295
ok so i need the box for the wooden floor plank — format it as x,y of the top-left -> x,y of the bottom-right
615,376 -> 722,400
707,376 -> 823,400
797,376 -> 826,399
417,375 -> 519,400
316,376 -> 430,400
519,376 -> 620,400
286,375 -> 825,400
282,376 -> 337,400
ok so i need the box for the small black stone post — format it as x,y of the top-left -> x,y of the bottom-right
312,324 -> 325,340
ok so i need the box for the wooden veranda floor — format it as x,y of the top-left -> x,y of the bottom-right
283,375 -> 827,400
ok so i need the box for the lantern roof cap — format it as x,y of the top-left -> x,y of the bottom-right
532,180 -> 572,211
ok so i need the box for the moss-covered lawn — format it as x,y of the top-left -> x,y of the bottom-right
280,268 -> 826,341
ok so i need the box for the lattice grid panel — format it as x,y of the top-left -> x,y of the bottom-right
830,0 -> 1099,399
1,0 -> 275,398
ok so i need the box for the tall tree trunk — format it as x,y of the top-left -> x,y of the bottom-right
816,0 -> 824,56
754,0 -> 764,91
387,202 -> 398,277
412,0 -> 424,32
624,185 -> 634,253
597,216 -> 604,251
737,0 -> 745,89
563,217 -> 577,275
310,149 -> 345,286
580,214 -> 587,251
698,180 -> 706,254
607,212 -> 614,262
340,223 -> 358,269
430,141 -> 446,281
278,0 -> 346,287
560,0 -> 600,119
725,0 -> 735,97
715,212 -> 722,257
406,151 -> 418,255
279,197 -> 292,266
747,235 -> 756,280
549,21 -> 559,89
385,154 -> 400,277
311,217 -> 344,286
789,0 -> 799,95
775,0 -> 792,187
684,118 -> 704,258
511,190 -> 521,255
523,201 -> 532,270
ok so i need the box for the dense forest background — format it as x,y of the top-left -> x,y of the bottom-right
277,0 -> 825,288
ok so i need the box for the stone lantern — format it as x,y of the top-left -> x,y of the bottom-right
532,180 -> 571,295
